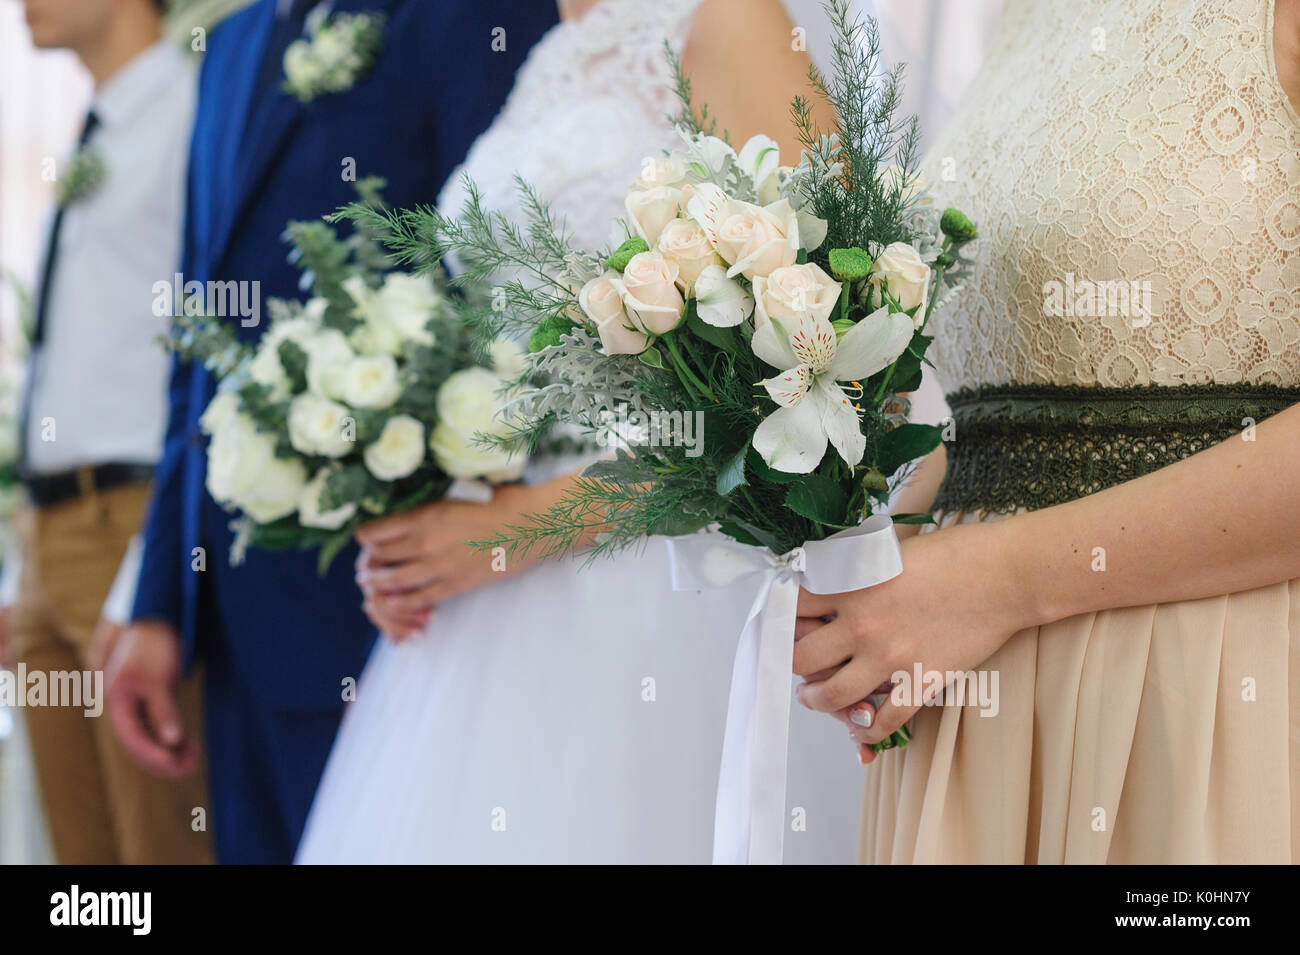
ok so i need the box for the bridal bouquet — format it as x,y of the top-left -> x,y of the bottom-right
343,0 -> 976,863
166,180 -> 529,574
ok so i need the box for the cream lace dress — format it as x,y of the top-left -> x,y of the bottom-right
861,0 -> 1300,863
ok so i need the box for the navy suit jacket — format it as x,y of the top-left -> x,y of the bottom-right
132,0 -> 556,706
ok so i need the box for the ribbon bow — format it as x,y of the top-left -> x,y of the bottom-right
666,513 -> 903,865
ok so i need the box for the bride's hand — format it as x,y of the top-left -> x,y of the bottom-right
792,520 -> 1034,749
354,484 -> 541,640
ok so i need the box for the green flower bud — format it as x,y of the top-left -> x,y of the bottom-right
860,467 -> 889,492
940,208 -> 978,242
828,246 -> 873,281
934,251 -> 955,269
527,314 -> 576,353
606,237 -> 650,272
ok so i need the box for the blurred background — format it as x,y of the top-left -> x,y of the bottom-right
0,0 -> 1003,864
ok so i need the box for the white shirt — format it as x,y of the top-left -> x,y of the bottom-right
24,40 -> 196,473
1,41 -> 196,619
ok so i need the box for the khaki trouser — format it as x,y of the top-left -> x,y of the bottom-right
13,478 -> 212,864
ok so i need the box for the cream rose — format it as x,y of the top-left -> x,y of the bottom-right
620,251 -> 686,335
656,218 -> 722,295
430,367 -> 525,482
303,328 -> 355,399
374,272 -> 441,346
298,468 -> 357,530
634,154 -> 688,190
363,414 -> 425,481
287,394 -> 354,458
579,271 -> 649,355
871,242 -> 931,324
341,354 -> 402,409
713,199 -> 801,280
754,263 -> 842,326
625,185 -> 683,247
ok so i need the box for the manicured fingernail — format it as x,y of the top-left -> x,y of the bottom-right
849,706 -> 873,728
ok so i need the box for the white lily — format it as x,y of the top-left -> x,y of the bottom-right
693,264 -> 754,327
751,304 -> 914,473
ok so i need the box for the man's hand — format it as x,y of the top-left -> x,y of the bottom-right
104,620 -> 199,778
89,617 -> 123,672
355,484 -> 543,642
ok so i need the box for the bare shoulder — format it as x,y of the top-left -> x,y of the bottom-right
1275,0 -> 1300,115
680,0 -> 833,156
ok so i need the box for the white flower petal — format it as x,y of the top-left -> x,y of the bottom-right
784,311 -> 839,372
738,134 -> 780,187
758,364 -> 813,408
693,264 -> 754,327
686,182 -> 728,248
752,399 -> 827,474
813,377 -> 866,468
828,306 -> 915,381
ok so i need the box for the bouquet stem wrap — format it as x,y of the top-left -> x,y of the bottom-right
666,514 -> 903,865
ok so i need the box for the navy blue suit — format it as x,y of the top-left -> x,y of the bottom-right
131,0 -> 556,863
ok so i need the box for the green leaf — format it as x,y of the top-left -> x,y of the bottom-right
716,520 -> 760,546
685,304 -> 741,355
607,237 -> 649,272
637,345 -> 665,369
746,446 -> 799,484
891,512 -> 936,525
784,473 -> 849,525
715,443 -> 749,496
316,527 -> 356,577
876,423 -> 943,477
582,448 -> 658,486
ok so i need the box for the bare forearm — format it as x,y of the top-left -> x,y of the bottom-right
890,445 -> 947,539
992,403 -> 1300,628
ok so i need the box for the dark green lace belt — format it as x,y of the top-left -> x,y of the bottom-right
933,383 -> 1300,515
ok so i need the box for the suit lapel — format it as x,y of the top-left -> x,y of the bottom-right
209,0 -> 403,276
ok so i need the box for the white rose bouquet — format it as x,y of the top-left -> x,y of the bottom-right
340,1 -> 978,862
166,179 -> 528,574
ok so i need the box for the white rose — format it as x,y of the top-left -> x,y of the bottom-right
375,272 -> 441,346
248,339 -> 292,399
199,390 -> 242,436
341,354 -> 402,409
754,263 -> 842,325
870,242 -> 931,324
430,367 -> 525,482
301,297 -> 329,323
287,394 -> 354,458
579,271 -> 649,355
303,328 -> 355,398
206,411 -> 305,523
363,414 -> 426,481
713,198 -> 801,280
240,453 -> 308,524
620,251 -> 686,335
298,468 -> 357,530
488,337 -> 527,378
341,275 -> 404,355
625,185 -> 683,247
656,218 -> 722,295
633,154 -> 688,190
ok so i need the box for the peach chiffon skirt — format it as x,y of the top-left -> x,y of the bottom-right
858,509 -> 1300,864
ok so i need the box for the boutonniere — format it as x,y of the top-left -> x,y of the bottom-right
55,146 -> 107,207
282,11 -> 386,104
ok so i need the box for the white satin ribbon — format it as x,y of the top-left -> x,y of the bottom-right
666,514 -> 903,865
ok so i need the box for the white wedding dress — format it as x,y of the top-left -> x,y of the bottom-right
296,0 -> 864,864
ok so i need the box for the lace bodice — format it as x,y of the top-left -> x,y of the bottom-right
438,0 -> 705,253
922,0 -> 1300,391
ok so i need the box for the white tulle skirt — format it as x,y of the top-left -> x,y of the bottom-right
296,538 -> 864,864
